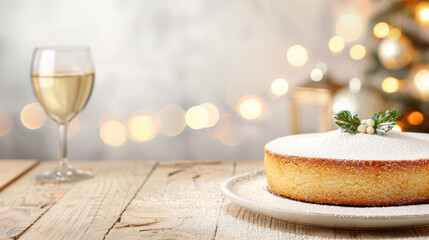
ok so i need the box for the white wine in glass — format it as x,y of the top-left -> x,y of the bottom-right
31,46 -> 95,182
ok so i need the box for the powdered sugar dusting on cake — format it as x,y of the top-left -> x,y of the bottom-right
265,130 -> 429,161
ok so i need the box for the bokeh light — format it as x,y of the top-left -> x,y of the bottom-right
270,78 -> 289,96
159,105 -> 186,136
286,45 -> 308,67
416,2 -> 429,26
335,13 -> 364,42
185,105 -> 209,129
393,121 -> 404,132
349,77 -> 362,93
381,77 -> 400,93
414,69 -> 429,91
200,103 -> 220,128
100,120 -> 127,147
407,111 -> 424,125
392,125 -> 402,132
310,69 -> 324,82
128,110 -> 160,142
389,28 -> 402,38
373,22 -> 390,38
237,96 -> 262,120
0,107 -> 13,137
20,102 -> 46,130
328,36 -> 345,54
349,44 -> 366,60
332,97 -> 357,113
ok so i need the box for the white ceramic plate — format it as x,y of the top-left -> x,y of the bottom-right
221,170 -> 429,229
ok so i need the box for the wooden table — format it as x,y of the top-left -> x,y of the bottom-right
1,160 -> 429,239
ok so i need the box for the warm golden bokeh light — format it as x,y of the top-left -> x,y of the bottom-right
328,36 -> 345,54
271,78 -> 289,96
416,2 -> 429,26
68,117 -> 80,139
159,105 -> 186,136
286,45 -> 308,67
0,107 -> 13,137
407,111 -> 424,125
200,103 -> 220,128
100,120 -> 127,147
394,121 -> 405,132
128,111 -> 160,142
349,44 -> 366,60
335,13 -> 364,42
185,105 -> 209,129
392,124 -> 402,132
20,102 -> 46,130
373,22 -> 390,38
382,77 -> 400,93
414,69 -> 429,91
389,28 -> 402,39
310,69 -> 324,82
237,96 -> 262,120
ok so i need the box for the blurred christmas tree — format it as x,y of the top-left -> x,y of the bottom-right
368,0 -> 429,132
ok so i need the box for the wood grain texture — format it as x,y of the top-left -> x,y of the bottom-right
1,160 -> 429,239
18,161 -> 156,240
0,161 -> 72,240
0,160 -> 38,192
105,161 -> 235,240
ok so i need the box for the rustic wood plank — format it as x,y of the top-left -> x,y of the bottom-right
105,161 -> 235,240
0,160 -> 38,192
0,161 -> 73,240
18,161 -> 156,240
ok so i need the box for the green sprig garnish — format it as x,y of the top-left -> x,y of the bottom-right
333,111 -> 361,134
333,109 -> 400,136
371,109 -> 400,135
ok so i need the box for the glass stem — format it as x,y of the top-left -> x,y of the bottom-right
57,124 -> 71,170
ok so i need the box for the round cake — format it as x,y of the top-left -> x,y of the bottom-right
264,130 -> 429,206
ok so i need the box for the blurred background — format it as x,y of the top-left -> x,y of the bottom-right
0,0 -> 428,161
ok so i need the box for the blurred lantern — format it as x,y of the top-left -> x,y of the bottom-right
290,63 -> 341,134
332,78 -> 385,119
408,63 -> 429,101
377,33 -> 415,70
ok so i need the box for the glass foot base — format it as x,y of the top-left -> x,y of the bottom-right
36,169 -> 93,183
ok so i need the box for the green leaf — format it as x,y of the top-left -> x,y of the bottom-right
371,109 -> 400,136
333,110 -> 361,134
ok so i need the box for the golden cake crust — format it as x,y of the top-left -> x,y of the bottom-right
265,149 -> 429,206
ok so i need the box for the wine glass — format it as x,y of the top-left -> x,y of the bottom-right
31,45 -> 95,182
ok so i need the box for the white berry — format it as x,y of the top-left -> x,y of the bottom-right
366,126 -> 375,134
361,120 -> 367,125
366,119 -> 375,127
357,125 -> 367,133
